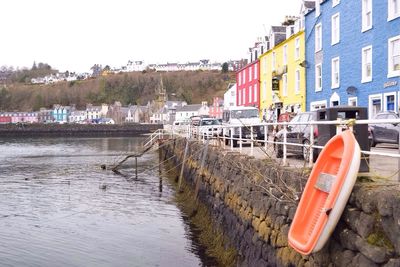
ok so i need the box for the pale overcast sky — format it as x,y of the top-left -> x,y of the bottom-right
1,0 -> 301,73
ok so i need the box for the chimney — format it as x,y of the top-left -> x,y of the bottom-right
316,0 -> 321,17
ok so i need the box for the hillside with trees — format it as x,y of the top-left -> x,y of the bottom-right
0,69 -> 235,111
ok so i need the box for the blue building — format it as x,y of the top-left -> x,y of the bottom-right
52,104 -> 72,123
305,0 -> 400,118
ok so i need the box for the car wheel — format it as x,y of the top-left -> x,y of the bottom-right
369,133 -> 376,147
275,141 -> 283,158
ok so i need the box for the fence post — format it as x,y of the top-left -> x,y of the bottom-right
239,126 -> 242,152
283,123 -> 287,166
250,126 -> 254,157
398,134 -> 400,182
264,125 -> 268,151
230,127 -> 234,151
195,139 -> 209,198
178,139 -> 189,191
309,124 -> 314,167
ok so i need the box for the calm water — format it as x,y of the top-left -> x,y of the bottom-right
0,137 -> 211,267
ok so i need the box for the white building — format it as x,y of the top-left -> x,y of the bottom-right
224,83 -> 237,109
86,104 -> 102,121
175,102 -> 209,122
69,110 -> 87,123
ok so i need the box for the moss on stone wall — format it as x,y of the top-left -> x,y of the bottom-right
163,160 -> 238,266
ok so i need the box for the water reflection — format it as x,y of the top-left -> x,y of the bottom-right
0,137 -> 209,266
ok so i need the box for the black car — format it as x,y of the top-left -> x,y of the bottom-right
369,111 -> 400,147
274,111 -> 319,161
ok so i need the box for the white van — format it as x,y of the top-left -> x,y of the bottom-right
222,106 -> 262,146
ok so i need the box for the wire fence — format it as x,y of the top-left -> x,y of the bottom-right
162,118 -> 400,182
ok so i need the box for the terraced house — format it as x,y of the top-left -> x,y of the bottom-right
259,16 -> 307,122
305,0 -> 400,118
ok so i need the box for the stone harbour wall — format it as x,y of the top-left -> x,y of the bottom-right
162,138 -> 400,266
0,123 -> 162,137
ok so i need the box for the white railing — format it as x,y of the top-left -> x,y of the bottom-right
143,128 -> 169,149
167,118 -> 400,178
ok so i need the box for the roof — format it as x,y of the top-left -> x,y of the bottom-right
304,1 -> 315,9
271,26 -> 286,33
176,104 -> 202,112
274,33 -> 287,47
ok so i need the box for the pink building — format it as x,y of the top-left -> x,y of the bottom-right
208,97 -> 224,119
236,60 -> 260,109
11,112 -> 39,123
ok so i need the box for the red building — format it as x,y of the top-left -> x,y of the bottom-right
0,113 -> 12,123
208,97 -> 224,119
236,60 -> 260,109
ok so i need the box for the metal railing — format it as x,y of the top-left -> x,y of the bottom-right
166,118 -> 400,181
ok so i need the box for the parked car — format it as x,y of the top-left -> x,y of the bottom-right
369,111 -> 400,147
198,117 -> 222,137
274,111 -> 319,161
222,106 -> 262,147
276,112 -> 296,131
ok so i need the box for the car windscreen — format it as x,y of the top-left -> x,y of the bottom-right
231,110 -> 259,119
200,119 -> 221,126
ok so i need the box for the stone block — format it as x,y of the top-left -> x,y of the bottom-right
383,259 -> 400,267
252,216 -> 261,232
351,253 -> 379,267
354,234 -> 390,264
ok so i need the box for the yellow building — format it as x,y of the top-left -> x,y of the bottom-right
259,30 -> 306,121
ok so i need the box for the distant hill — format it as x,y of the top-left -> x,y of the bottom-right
0,70 -> 235,111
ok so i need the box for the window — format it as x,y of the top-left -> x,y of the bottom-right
388,35 -> 400,77
362,46 -> 372,82
282,74 -> 288,96
331,13 -> 340,45
331,57 -> 340,88
315,64 -> 322,91
295,69 -> 301,94
243,70 -> 246,83
249,66 -> 253,81
263,81 -> 267,99
242,89 -> 245,104
362,0 -> 372,32
283,45 -> 288,65
333,0 -> 340,7
385,93 -> 396,111
238,72 -> 242,85
310,100 -> 327,111
249,86 -> 253,103
388,0 -> 400,21
369,94 -> 382,118
254,84 -> 258,102
348,97 -> 358,106
263,58 -> 267,74
272,52 -> 276,71
238,90 -> 241,105
295,37 -> 300,59
254,64 -> 258,79
315,23 -> 322,52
